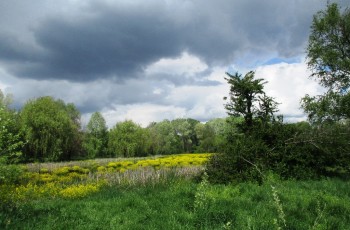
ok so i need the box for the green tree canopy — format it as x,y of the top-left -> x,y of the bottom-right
108,120 -> 148,157
0,90 -> 23,163
307,3 -> 350,91
83,112 -> 108,158
171,118 -> 199,153
224,71 -> 278,131
20,96 -> 82,162
303,3 -> 350,123
146,120 -> 182,155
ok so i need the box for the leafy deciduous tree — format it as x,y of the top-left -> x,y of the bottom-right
108,120 -> 148,157
146,120 -> 182,155
83,112 -> 108,158
307,3 -> 350,91
0,90 -> 23,163
20,96 -> 82,162
171,118 -> 199,153
303,3 -> 350,123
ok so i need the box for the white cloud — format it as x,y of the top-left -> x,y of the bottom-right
256,61 -> 325,121
101,103 -> 187,128
145,52 -> 208,77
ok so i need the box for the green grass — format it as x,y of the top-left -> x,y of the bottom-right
1,177 -> 350,229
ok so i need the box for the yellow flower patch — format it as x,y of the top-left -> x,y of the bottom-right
59,183 -> 102,199
1,153 -> 211,202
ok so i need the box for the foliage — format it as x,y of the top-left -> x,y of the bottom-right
301,91 -> 350,123
20,96 -> 83,162
83,112 -> 108,158
1,87 -> 223,162
224,71 -> 265,129
108,120 -> 149,157
303,3 -> 350,124
0,90 -> 24,163
171,118 -> 199,153
281,122 -> 350,179
207,71 -> 283,183
0,164 -> 23,185
307,3 -> 350,92
206,137 -> 267,184
207,110 -> 350,183
195,118 -> 227,153
296,3 -> 350,181
146,120 -> 182,155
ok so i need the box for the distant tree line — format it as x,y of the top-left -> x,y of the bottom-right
0,91 -> 232,163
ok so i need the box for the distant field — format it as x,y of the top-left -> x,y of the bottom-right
1,153 -> 350,229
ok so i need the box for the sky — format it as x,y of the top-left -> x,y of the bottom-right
0,0 -> 347,127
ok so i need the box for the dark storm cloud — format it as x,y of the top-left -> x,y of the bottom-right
0,0 -> 335,82
0,33 -> 42,62
14,7 -> 183,81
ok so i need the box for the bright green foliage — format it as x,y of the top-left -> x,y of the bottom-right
146,118 -> 201,155
171,118 -> 199,152
83,112 -> 108,158
146,120 -> 182,155
303,3 -> 350,123
194,123 -> 215,153
20,96 -> 82,162
108,120 -> 148,157
0,164 -> 23,184
307,3 -> 350,91
0,90 -> 23,163
302,91 -> 350,123
296,3 -> 350,180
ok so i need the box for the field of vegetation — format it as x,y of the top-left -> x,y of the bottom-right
1,153 -> 350,229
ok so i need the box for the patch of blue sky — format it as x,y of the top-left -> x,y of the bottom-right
263,57 -> 301,65
227,56 -> 302,75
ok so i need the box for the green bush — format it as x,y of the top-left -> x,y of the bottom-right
206,119 -> 350,184
206,137 -> 267,184
0,163 -> 23,185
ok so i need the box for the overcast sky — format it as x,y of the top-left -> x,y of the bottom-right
0,0 -> 347,127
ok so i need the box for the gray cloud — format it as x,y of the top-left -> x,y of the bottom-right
0,0 -> 335,82
1,0 -> 346,125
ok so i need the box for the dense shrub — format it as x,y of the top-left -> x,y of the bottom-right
206,119 -> 350,183
206,136 -> 268,184
0,163 -> 23,184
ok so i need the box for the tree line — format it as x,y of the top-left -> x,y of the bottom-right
0,92 -> 233,163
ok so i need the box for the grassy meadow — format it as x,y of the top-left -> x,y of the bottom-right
1,153 -> 350,229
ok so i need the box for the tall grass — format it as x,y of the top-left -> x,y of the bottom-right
3,177 -> 349,229
1,154 -> 350,229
